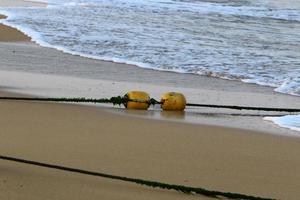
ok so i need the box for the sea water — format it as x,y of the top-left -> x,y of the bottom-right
0,0 -> 299,132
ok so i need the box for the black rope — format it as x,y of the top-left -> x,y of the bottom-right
186,103 -> 300,112
0,96 -> 299,112
0,155 -> 274,200
196,113 -> 285,117
0,96 -> 124,105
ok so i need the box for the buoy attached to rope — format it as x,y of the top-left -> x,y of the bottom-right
124,91 -> 150,110
1,94 -> 300,113
161,92 -> 186,111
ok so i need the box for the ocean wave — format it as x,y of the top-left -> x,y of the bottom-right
33,0 -> 300,21
80,0 -> 300,21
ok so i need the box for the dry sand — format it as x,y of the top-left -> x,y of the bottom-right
1,90 -> 300,200
1,1 -> 300,200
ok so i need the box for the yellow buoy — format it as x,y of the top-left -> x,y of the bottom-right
161,92 -> 186,111
124,91 -> 150,110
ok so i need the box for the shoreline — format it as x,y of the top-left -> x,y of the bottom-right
0,3 -> 299,100
1,4 -> 299,99
0,41 -> 299,136
0,14 -> 31,41
0,1 -> 300,135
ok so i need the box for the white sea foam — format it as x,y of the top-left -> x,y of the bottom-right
265,115 -> 300,132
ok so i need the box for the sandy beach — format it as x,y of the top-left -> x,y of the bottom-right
1,90 -> 300,200
1,0 -> 300,200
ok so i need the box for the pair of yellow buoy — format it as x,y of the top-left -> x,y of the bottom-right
124,91 -> 186,111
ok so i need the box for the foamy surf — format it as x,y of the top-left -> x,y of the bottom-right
1,0 -> 300,96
